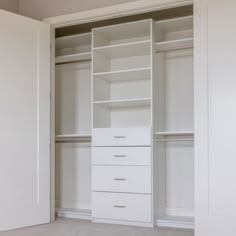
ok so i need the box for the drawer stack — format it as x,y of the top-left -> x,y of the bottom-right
92,127 -> 153,226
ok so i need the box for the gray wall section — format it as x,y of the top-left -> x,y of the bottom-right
0,0 -> 18,13
19,0 -> 138,20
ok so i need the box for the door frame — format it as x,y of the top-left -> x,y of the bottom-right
44,0 -> 194,222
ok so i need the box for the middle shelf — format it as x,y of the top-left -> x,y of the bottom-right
93,98 -> 151,108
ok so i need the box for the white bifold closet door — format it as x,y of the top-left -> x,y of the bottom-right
0,10 -> 50,231
195,0 -> 236,235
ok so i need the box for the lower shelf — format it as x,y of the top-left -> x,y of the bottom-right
157,215 -> 194,229
56,208 -> 92,220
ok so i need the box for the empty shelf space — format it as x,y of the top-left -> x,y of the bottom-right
55,52 -> 91,64
57,208 -> 92,220
155,16 -> 193,34
155,38 -> 194,52
157,215 -> 194,229
93,98 -> 151,108
93,19 -> 151,47
93,67 -> 151,82
93,40 -> 151,59
55,134 -> 92,143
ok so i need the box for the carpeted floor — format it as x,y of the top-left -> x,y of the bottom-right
0,218 -> 194,236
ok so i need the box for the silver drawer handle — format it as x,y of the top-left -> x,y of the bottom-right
114,155 -> 126,158
114,205 -> 126,208
114,136 -> 126,139
114,178 -> 126,181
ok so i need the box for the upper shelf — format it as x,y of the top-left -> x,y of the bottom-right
155,16 -> 193,42
56,52 -> 91,64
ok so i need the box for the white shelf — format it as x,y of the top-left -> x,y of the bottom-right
55,52 -> 91,64
155,38 -> 193,52
157,215 -> 194,229
93,97 -> 151,108
93,67 -> 151,82
55,134 -> 92,143
93,40 -> 151,59
56,32 -> 91,49
56,208 -> 91,220
156,131 -> 194,136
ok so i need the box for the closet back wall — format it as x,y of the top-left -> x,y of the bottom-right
18,0 -> 138,20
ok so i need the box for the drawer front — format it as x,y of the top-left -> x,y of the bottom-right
92,147 -> 151,166
93,192 -> 152,222
92,127 -> 151,147
92,166 -> 151,193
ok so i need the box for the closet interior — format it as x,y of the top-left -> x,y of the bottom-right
54,5 -> 194,229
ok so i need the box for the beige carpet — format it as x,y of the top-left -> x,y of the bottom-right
0,218 -> 194,236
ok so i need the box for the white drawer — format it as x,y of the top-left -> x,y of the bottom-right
92,166 -> 151,193
93,192 -> 152,222
92,147 -> 151,166
92,127 -> 151,147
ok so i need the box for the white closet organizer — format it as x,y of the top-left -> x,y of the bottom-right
54,15 -> 194,228
92,19 -> 154,227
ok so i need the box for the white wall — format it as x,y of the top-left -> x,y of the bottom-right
0,0 -> 18,13
19,0 -> 138,20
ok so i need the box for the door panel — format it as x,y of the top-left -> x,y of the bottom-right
195,0 -> 236,235
0,10 -> 50,231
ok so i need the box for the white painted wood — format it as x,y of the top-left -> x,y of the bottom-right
50,25 -> 56,223
92,147 -> 151,166
93,218 -> 153,228
44,0 -> 193,28
93,166 -> 151,193
94,68 -> 151,82
92,127 -> 151,146
93,98 -> 151,108
56,52 -> 91,64
0,10 -> 50,231
156,38 -> 193,52
157,215 -> 194,229
56,208 -> 91,220
93,192 -> 152,223
195,0 -> 236,235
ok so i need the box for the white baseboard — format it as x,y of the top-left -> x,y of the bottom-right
93,218 -> 154,228
56,208 -> 92,220
157,215 -> 194,229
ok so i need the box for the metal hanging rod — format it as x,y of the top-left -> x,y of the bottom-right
155,138 -> 194,142
55,58 -> 91,66
156,46 -> 193,53
55,135 -> 92,143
